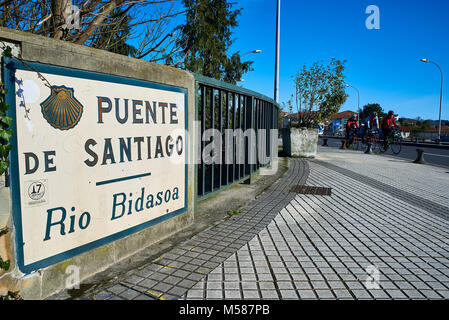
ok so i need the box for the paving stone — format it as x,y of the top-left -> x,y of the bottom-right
420,290 -> 444,299
291,274 -> 308,281
436,290 -> 449,299
186,290 -> 203,299
206,273 -> 223,281
241,282 -> 258,290
259,282 -> 276,290
311,281 -> 329,290
206,290 -> 223,299
107,284 -> 127,295
172,269 -> 191,278
277,281 -> 295,290
119,289 -> 141,300
386,290 -> 408,299
274,273 -> 291,281
402,290 -> 426,299
224,290 -> 242,299
368,290 -> 391,300
206,282 -> 222,290
167,286 -> 188,297
327,281 -> 347,290
315,289 -> 335,299
178,279 -> 197,289
162,276 -> 183,286
351,290 -> 373,300
224,274 -> 239,281
242,290 -> 260,299
241,274 -> 257,281
133,294 -> 155,300
280,290 -> 298,299
261,290 -> 279,299
224,282 -> 240,290
297,290 -> 317,299
258,273 -> 274,281
333,289 -> 354,300
411,280 -> 433,290
135,278 -> 158,289
148,272 -> 168,282
92,291 -> 114,300
152,282 -> 173,293
135,268 -> 155,278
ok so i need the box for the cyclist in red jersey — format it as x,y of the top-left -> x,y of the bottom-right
345,114 -> 359,141
381,110 -> 399,146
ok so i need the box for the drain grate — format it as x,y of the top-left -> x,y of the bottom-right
290,185 -> 332,196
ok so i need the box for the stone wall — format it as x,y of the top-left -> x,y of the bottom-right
0,28 -> 196,300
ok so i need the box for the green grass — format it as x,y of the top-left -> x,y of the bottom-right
227,209 -> 241,217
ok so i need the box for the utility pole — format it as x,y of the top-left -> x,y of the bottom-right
274,0 -> 280,103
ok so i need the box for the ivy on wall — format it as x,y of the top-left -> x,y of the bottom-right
0,47 -> 12,274
0,226 -> 10,272
0,291 -> 23,300
0,44 -> 50,300
0,46 -> 23,301
0,46 -> 13,177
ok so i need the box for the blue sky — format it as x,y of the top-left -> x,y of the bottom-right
150,0 -> 449,120
229,0 -> 449,120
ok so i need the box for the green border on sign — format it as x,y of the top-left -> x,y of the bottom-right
2,57 -> 189,274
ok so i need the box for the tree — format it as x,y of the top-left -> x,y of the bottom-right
0,1 -> 186,61
176,0 -> 253,84
319,88 -> 347,121
90,7 -> 137,56
360,103 -> 385,121
293,58 -> 347,127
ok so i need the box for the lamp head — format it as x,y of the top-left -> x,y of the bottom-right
253,50 -> 262,54
420,58 -> 429,63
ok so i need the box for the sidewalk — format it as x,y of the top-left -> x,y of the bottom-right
74,147 -> 449,300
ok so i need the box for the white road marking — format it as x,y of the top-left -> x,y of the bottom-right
425,153 -> 449,158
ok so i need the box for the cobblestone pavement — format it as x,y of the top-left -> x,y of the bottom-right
84,158 -> 309,300
86,147 -> 449,300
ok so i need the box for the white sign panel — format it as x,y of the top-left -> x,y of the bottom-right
4,59 -> 187,273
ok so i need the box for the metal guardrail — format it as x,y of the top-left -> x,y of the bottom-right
321,135 -> 449,150
194,74 -> 279,201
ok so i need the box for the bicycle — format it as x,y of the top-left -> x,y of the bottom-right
362,128 -> 381,153
347,130 -> 361,151
379,128 -> 402,155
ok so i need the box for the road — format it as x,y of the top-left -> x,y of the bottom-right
319,137 -> 449,169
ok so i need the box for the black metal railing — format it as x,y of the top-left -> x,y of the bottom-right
194,74 -> 279,200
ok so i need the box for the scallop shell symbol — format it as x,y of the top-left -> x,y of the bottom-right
40,86 -> 83,130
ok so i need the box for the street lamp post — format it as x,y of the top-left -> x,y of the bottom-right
421,58 -> 444,144
240,49 -> 262,58
230,50 -> 261,84
346,84 -> 360,125
274,0 -> 280,103
229,50 -> 262,59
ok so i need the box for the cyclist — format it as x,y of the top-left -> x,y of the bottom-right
361,112 -> 379,144
381,110 -> 399,147
345,114 -> 359,143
